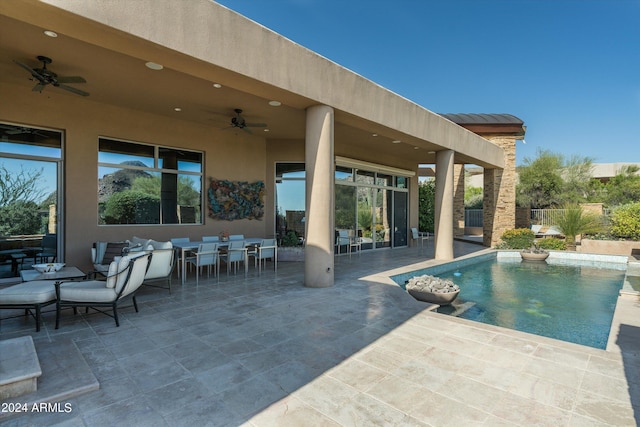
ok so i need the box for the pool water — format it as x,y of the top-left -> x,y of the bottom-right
397,257 -> 626,349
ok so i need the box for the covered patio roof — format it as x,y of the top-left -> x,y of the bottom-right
0,0 -> 504,169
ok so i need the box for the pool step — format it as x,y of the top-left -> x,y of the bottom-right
0,336 -> 41,399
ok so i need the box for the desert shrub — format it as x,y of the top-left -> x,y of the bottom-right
498,228 -> 535,249
555,203 -> 604,244
103,191 -> 160,224
281,230 -> 300,247
536,238 -> 566,250
609,202 -> 640,240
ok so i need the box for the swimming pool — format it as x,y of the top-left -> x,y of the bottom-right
391,252 -> 627,349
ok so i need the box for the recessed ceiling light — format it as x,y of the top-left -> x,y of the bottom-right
392,140 -> 401,144
372,133 -> 378,137
145,61 -> 163,70
268,100 -> 281,107
212,83 -> 222,89
174,107 -> 182,112
414,146 -> 419,150
428,151 -> 435,154
263,128 -> 270,132
44,30 -> 58,38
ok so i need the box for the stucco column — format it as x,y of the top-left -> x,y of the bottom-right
434,150 -> 455,260
453,164 -> 465,237
304,105 -> 335,288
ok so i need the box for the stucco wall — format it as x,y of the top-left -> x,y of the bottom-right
0,82 -> 268,271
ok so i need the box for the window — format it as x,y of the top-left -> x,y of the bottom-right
0,122 -> 63,276
275,163 -> 305,243
98,138 -> 202,225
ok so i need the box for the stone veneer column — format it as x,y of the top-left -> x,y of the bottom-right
304,105 -> 335,288
435,150 -> 455,260
453,164 -> 465,238
483,136 -> 516,247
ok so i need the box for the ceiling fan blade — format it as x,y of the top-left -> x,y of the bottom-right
15,60 -> 47,84
32,83 -> 45,92
57,75 -> 86,84
241,126 -> 253,134
57,84 -> 90,96
245,123 -> 267,128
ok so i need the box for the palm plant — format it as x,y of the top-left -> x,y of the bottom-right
555,204 -> 603,246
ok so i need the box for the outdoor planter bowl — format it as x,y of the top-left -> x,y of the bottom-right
406,274 -> 460,305
520,251 -> 549,261
32,262 -> 65,273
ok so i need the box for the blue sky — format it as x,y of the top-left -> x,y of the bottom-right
215,0 -> 639,166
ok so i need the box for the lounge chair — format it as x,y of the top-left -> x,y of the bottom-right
55,253 -> 151,328
543,226 -> 563,237
531,224 -> 544,238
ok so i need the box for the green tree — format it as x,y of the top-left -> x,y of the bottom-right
0,200 -> 42,235
103,190 -> 160,224
0,164 -> 48,236
602,166 -> 640,207
516,149 -> 564,208
464,186 -> 483,209
419,180 -> 435,233
0,164 -> 46,206
562,155 -> 597,203
130,175 -> 200,207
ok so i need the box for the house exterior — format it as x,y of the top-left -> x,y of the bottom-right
0,0 -> 518,287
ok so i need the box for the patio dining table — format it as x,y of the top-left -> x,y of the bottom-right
173,238 -> 262,285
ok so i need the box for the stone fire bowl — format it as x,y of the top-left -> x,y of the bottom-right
407,288 -> 460,305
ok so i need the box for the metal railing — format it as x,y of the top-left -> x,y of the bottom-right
464,209 -> 483,227
530,209 -> 566,226
465,208 -> 609,228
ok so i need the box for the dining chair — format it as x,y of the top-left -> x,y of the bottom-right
220,240 -> 247,275
410,228 -> 429,248
250,238 -> 278,273
185,243 -> 219,285
170,237 -> 190,277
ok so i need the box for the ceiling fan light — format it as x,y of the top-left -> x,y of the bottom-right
145,61 -> 163,70
174,107 -> 182,112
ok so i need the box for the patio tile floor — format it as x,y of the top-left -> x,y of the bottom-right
1,241 -> 639,426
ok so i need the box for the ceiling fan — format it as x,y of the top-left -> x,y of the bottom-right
14,55 -> 89,96
229,109 -> 267,133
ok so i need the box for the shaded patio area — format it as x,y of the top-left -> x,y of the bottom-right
1,241 -> 639,426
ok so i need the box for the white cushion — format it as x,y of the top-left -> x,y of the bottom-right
105,256 -> 132,289
0,281 -> 56,304
105,259 -> 119,289
59,281 -> 117,302
144,249 -> 173,279
149,240 -> 172,250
